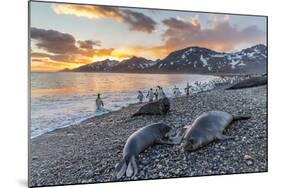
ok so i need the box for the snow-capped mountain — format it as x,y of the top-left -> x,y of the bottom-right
70,56 -> 157,72
150,44 -> 267,74
72,59 -> 119,72
66,44 -> 267,74
111,56 -> 157,72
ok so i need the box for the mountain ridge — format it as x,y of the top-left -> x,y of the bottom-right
62,44 -> 267,74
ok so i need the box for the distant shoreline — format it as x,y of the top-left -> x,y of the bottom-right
31,71 -> 252,77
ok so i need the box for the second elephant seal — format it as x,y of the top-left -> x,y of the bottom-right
181,111 -> 250,151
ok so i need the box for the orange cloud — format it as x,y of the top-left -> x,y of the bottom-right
30,27 -> 132,71
52,4 -> 157,33
77,40 -> 101,49
53,4 -> 121,19
160,17 -> 266,53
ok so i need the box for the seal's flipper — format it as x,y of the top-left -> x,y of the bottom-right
114,159 -> 127,180
170,135 -> 184,145
233,115 -> 251,121
168,130 -> 185,145
157,138 -> 176,145
126,156 -> 138,177
181,125 -> 191,135
126,160 -> 134,177
131,156 -> 138,177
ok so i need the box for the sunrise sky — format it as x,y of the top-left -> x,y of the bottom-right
30,1 -> 267,72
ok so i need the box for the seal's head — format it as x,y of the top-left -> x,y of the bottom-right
181,137 -> 202,151
157,124 -> 176,139
160,97 -> 170,114
165,127 -> 177,138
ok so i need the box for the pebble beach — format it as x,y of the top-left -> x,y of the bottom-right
30,83 -> 267,187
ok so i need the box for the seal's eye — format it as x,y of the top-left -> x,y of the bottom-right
189,138 -> 196,144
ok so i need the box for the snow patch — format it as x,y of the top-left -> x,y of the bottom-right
247,52 -> 256,57
211,54 -> 226,58
193,61 -> 197,68
200,55 -> 208,67
230,59 -> 240,69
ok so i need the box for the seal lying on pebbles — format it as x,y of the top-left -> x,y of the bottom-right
226,76 -> 267,90
113,123 -> 181,180
181,111 -> 250,151
132,97 -> 170,117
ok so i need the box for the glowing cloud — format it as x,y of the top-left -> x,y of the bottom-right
53,4 -> 157,33
160,17 -> 266,52
30,27 -> 131,71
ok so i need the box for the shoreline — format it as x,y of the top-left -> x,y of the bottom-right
32,71 -> 254,77
30,80 -> 223,140
30,73 -> 221,139
30,84 -> 267,187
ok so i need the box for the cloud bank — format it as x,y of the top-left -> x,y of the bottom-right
160,17 -> 266,52
31,27 -> 131,71
53,4 -> 157,33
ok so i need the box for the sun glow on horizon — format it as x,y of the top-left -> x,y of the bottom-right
91,55 -> 131,63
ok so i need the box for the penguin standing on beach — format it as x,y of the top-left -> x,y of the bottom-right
158,86 -> 166,99
154,89 -> 159,101
184,82 -> 191,97
173,85 -> 181,97
175,88 -> 181,97
146,88 -> 154,102
137,91 -> 144,103
96,93 -> 104,111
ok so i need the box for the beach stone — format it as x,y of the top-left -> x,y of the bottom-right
244,155 -> 252,160
245,160 -> 254,166
158,172 -> 164,177
157,164 -> 163,169
141,159 -> 149,165
173,168 -> 180,175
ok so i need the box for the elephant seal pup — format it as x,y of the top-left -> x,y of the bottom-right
132,97 -> 170,117
113,123 -> 180,180
181,111 -> 250,151
226,76 -> 267,90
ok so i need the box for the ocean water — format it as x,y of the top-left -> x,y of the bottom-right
31,72 -> 217,139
